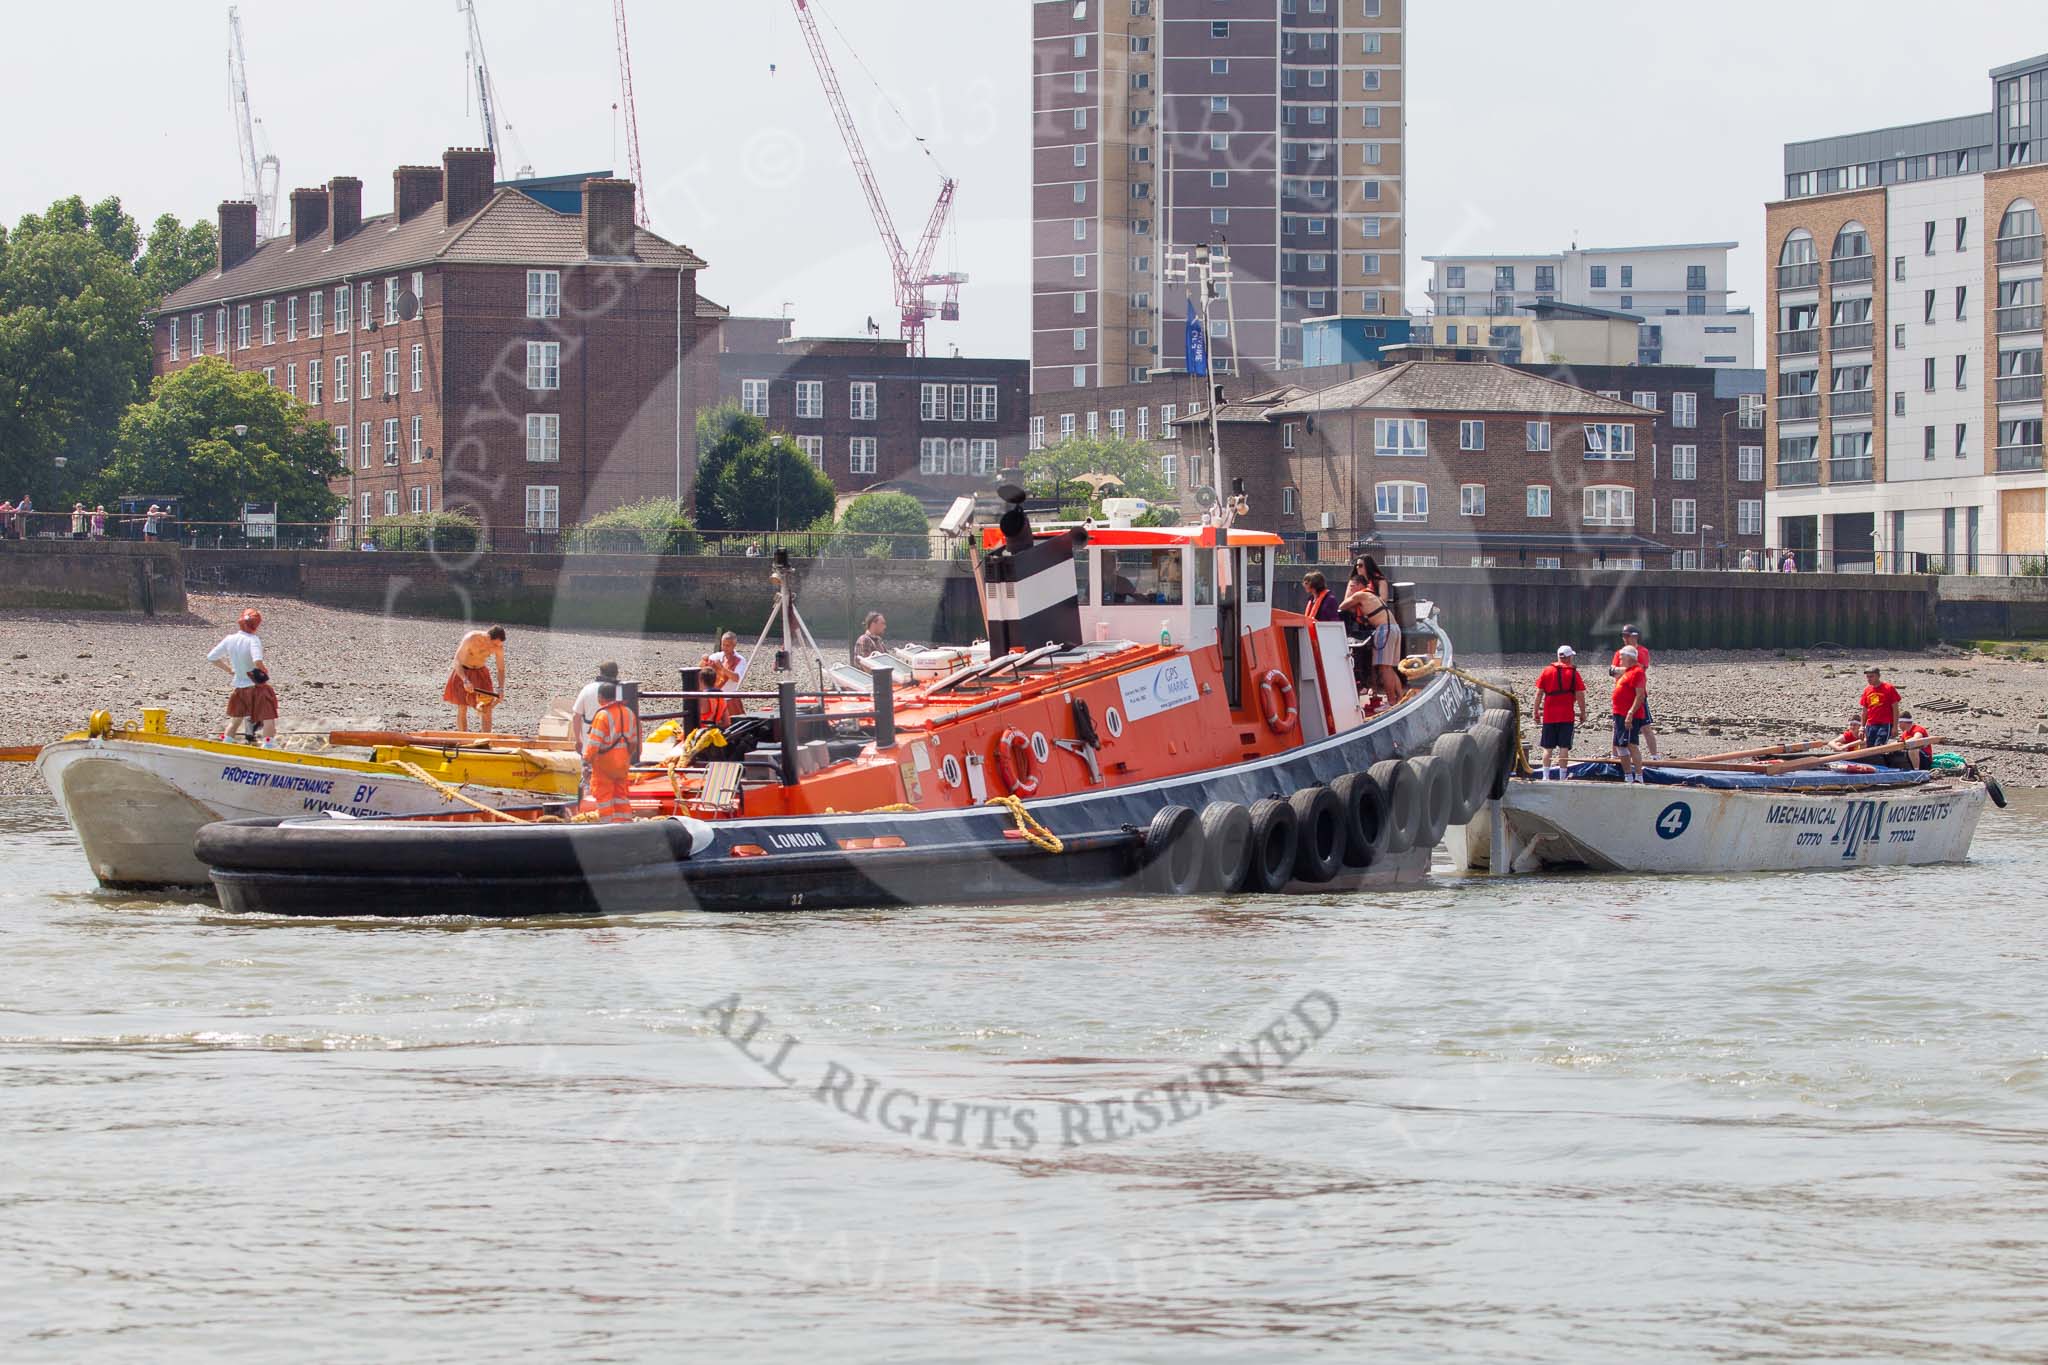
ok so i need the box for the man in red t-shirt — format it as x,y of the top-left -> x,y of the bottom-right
1608,624 -> 1658,758
1898,707 -> 1933,771
1533,645 -> 1588,780
1610,645 -> 1649,783
1859,665 -> 1905,767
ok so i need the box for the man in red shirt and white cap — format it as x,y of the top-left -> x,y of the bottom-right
207,608 -> 277,743
1533,645 -> 1588,780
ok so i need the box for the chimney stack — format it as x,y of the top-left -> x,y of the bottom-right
217,201 -> 258,273
393,165 -> 443,224
290,187 -> 328,245
329,176 -> 363,243
582,178 -> 639,259
442,147 -> 497,224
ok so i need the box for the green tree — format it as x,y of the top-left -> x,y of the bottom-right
832,490 -> 930,559
136,213 -> 218,306
0,196 -> 152,502
94,357 -> 342,523
712,435 -> 837,533
691,402 -> 772,531
1020,434 -> 1175,517
563,497 -> 704,555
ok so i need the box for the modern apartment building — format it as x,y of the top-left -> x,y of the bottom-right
1030,0 -> 1406,393
1764,54 -> 2048,571
1419,243 -> 1756,368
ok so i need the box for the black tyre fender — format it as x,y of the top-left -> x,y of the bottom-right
1986,774 -> 2008,809
192,813 -> 692,877
1482,690 -> 1517,714
1478,711 -> 1519,799
1330,771 -> 1388,870
1139,804 -> 1204,895
1198,801 -> 1254,894
1288,786 -> 1346,883
1431,732 -> 1486,825
1244,797 -> 1299,894
1408,755 -> 1453,849
1370,758 -> 1421,855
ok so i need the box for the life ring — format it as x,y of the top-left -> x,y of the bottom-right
994,728 -> 1039,796
1258,669 -> 1298,734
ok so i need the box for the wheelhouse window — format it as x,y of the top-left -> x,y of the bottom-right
1101,548 -> 1185,605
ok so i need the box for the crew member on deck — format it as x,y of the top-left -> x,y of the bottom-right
1301,571 -> 1340,622
706,630 -> 747,694
571,662 -> 620,800
444,626 -> 507,733
1610,645 -> 1648,784
1860,665 -> 1905,768
1609,625 -> 1657,758
853,612 -> 888,663
208,608 -> 277,744
1534,645 -> 1588,780
581,680 -> 643,824
1898,708 -> 1933,770
698,666 -> 734,729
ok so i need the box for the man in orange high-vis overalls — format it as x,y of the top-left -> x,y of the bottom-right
581,685 -> 643,823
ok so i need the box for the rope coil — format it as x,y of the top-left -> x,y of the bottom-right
984,794 -> 1064,854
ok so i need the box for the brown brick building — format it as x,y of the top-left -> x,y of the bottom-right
155,148 -> 714,545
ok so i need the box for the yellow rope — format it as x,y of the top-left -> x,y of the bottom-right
984,794 -> 1064,853
660,726 -> 728,801
861,803 -> 919,813
389,759 -> 526,824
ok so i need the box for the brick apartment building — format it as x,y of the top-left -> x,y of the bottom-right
712,321 -> 1028,504
1169,360 -> 1664,567
155,148 -> 714,543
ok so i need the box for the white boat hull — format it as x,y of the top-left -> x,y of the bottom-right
36,738 -> 543,890
1462,777 -> 1988,875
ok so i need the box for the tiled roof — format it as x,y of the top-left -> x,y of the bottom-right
1163,385 -> 1309,426
1266,361 -> 1653,419
161,189 -> 706,312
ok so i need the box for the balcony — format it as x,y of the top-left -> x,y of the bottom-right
1777,327 -> 1819,355
1776,260 -> 1819,290
1997,444 -> 2044,471
1777,459 -> 1821,486
1996,233 -> 2044,265
1828,388 -> 1875,418
1998,304 -> 2045,334
1828,254 -> 1874,285
1997,373 -> 2045,404
1830,322 -> 1874,351
1776,393 -> 1820,421
1827,457 -> 1875,484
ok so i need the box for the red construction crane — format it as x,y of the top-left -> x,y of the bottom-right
612,0 -> 650,227
789,0 -> 964,356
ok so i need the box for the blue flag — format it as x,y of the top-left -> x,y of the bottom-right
1185,297 -> 1209,377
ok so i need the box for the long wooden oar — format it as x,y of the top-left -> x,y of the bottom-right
1768,735 -> 1941,774
0,745 -> 42,763
1680,739 -> 1828,764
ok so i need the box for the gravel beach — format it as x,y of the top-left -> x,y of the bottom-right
7,597 -> 2048,799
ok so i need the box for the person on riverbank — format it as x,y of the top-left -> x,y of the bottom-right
142,504 -> 163,542
1739,549 -> 1756,572
853,612 -> 888,663
1535,645 -> 1588,780
443,625 -> 507,733
89,506 -> 106,540
15,495 -> 34,539
70,504 -> 87,540
1779,551 -> 1796,573
1610,645 -> 1649,783
1860,665 -> 1904,767
1609,626 -> 1658,758
208,608 -> 277,744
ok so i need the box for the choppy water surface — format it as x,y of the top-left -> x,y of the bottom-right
4,789 -> 2047,1362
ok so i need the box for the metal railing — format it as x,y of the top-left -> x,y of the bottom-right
1827,456 -> 1875,484
1829,322 -> 1874,350
1828,388 -> 1875,417
1997,372 -> 2045,404
1776,260 -> 1819,290
1997,303 -> 2045,334
1997,443 -> 2045,471
1996,233 -> 2044,265
1777,327 -> 1819,355
1777,460 -> 1821,486
1829,254 -> 1875,284
1776,393 -> 1820,421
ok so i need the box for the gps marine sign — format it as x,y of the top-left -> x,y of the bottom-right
1118,658 -> 1200,722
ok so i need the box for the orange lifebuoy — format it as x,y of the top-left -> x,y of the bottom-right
995,728 -> 1039,795
1258,669 -> 1299,735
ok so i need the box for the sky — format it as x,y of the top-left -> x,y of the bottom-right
0,0 -> 2030,359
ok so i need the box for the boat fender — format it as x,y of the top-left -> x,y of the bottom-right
1369,759 -> 1422,855
1198,801 -> 1254,894
1431,732 -> 1487,825
1986,774 -> 2007,809
1244,798 -> 1299,894
1258,669 -> 1299,735
1328,772 -> 1389,870
1475,711 -> 1518,799
1288,786 -> 1346,883
1407,755 -> 1454,849
1139,804 -> 1204,895
994,728 -> 1039,796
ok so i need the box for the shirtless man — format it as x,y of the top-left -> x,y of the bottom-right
444,625 -> 508,732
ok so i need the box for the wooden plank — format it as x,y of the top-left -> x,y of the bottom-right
1767,735 -> 1940,774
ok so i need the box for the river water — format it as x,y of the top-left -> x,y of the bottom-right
4,787 -> 2047,1362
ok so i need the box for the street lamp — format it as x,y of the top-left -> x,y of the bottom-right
1699,522 -> 1715,570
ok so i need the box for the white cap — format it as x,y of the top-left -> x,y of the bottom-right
1619,645 -> 1639,661
1556,645 -> 1576,657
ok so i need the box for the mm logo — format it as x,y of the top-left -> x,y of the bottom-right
1829,800 -> 1889,859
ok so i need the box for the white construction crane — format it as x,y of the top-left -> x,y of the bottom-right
226,6 -> 281,239
459,0 -> 532,179
612,0 -> 650,226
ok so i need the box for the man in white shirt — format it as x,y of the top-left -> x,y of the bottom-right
570,662 -> 620,798
706,631 -> 747,694
207,608 -> 277,742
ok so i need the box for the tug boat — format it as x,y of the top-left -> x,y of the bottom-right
195,505 -> 1507,917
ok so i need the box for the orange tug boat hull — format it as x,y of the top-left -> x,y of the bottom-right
197,525 -> 1500,916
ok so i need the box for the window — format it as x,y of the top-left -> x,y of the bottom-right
384,490 -> 399,517
1671,444 -> 1698,480
410,415 -> 424,462
525,485 -> 560,531
1957,355 -> 1968,390
1924,356 -> 1937,391
1958,216 -> 1970,251
334,353 -> 349,396
1135,407 -> 1149,441
950,384 -> 969,422
1926,220 -> 1937,255
360,283 -> 373,332
971,384 -> 998,422
1073,218 -> 1088,241
1895,323 -> 1907,349
334,425 -> 350,461
1445,266 -> 1466,289
261,366 -> 276,387
360,351 -> 373,399
1583,486 -> 1636,526
1374,481 -> 1428,522
216,306 -> 228,353
1073,328 -> 1088,352
1073,34 -> 1087,56
1210,59 -> 1228,75
308,358 -> 323,405
167,317 -> 180,361
1737,445 -> 1762,480
1280,421 -> 1297,451
1210,133 -> 1228,151
1738,393 -> 1765,429
1459,484 -> 1486,516
236,304 -> 251,349
849,381 -> 877,420
1956,285 -> 1968,320
1525,421 -> 1551,452
1631,390 -> 1658,411
1896,255 -> 1907,281
1957,423 -> 1969,459
791,435 -> 823,469
1086,411 -> 1099,438
526,341 -> 560,391
1209,96 -> 1229,113
919,437 -> 947,476
1589,265 -> 1606,288
1925,289 -> 1936,324
1074,108 -> 1088,130
1060,413 -> 1077,441
361,493 -> 372,524
409,486 -> 427,515
285,361 -> 297,398
1583,423 -> 1636,459
262,300 -> 275,345
1925,425 -> 1938,460
1495,266 -> 1516,291
1160,452 -> 1177,488
1619,265 -> 1634,288
380,418 -> 398,465
1670,498 -> 1697,535
383,347 -> 398,397
286,297 -> 297,341
1459,420 -> 1485,451
1209,170 -> 1228,189
1526,485 -> 1551,518
1210,209 -> 1230,226
1671,392 -> 1697,427
1374,418 -> 1426,457
1210,20 -> 1228,36
382,278 -> 399,325
1687,264 -> 1707,291
1072,254 -> 1087,278
849,437 -> 877,474
970,439 -> 999,475
789,380 -> 822,419
1736,500 -> 1764,536
1029,416 -> 1045,451
309,292 -> 323,338
919,381 -> 947,421
334,285 -> 350,333
1280,486 -> 1297,517
1074,145 -> 1088,168
741,378 -> 771,417
191,313 -> 204,355
1109,409 -> 1126,439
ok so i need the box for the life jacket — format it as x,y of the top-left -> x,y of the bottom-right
1305,589 -> 1330,621
1539,664 -> 1582,697
583,700 -> 641,778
